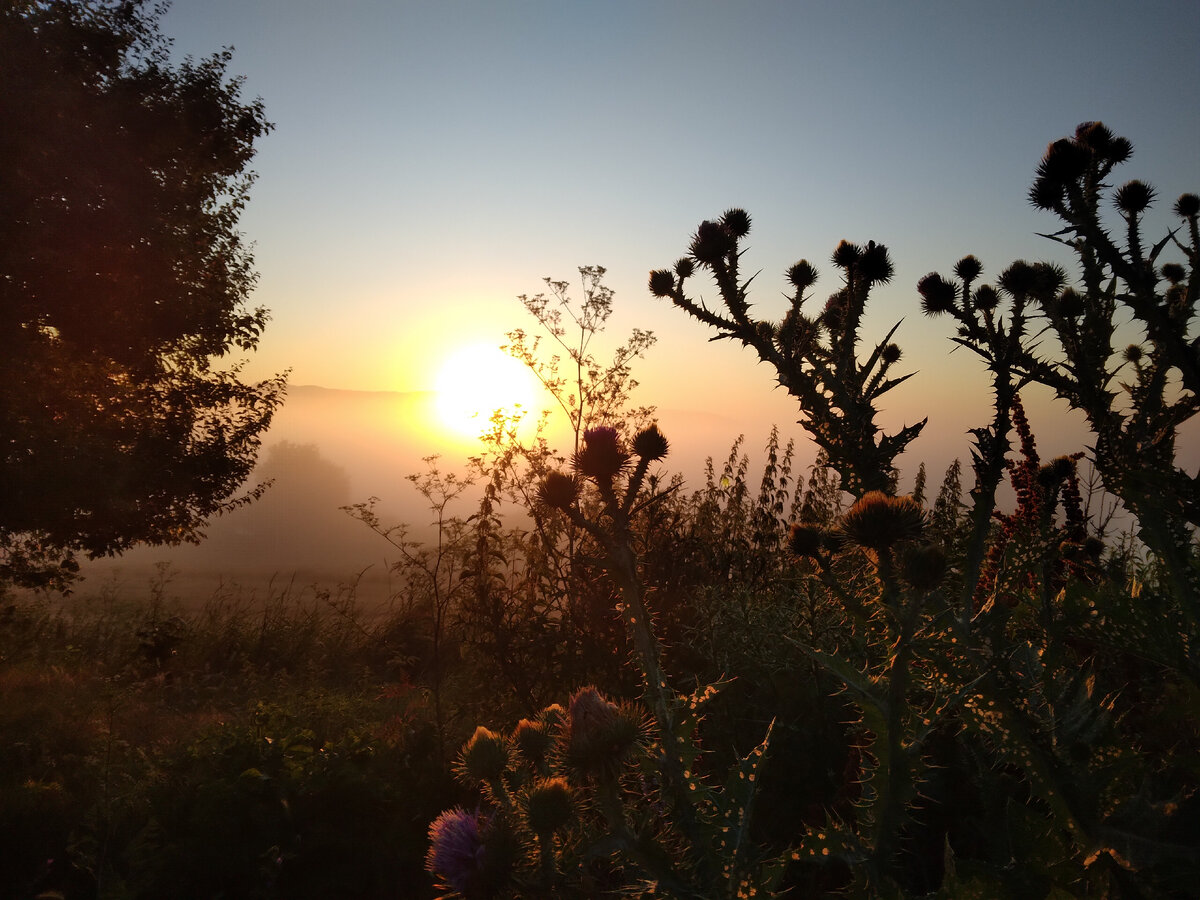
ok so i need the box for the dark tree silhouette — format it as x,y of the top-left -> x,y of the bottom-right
0,0 -> 285,589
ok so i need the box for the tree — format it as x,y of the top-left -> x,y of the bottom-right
0,0 -> 285,590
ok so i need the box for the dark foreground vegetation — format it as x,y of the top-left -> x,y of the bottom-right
4,117 -> 1200,898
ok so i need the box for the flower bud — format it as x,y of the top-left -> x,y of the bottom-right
880,343 -> 902,365
1114,180 -> 1155,214
1160,263 -> 1186,285
573,426 -> 629,480
632,424 -> 669,461
538,471 -> 578,511
690,220 -> 735,265
562,686 -> 641,779
648,269 -> 675,297
859,241 -> 894,284
840,491 -> 925,552
1174,193 -> 1200,218
512,718 -> 553,765
457,726 -> 510,784
674,257 -> 695,278
918,272 -> 957,316
787,260 -> 818,291
831,240 -> 861,269
787,523 -> 825,559
525,777 -> 574,835
721,207 -> 752,238
954,255 -> 983,283
972,284 -> 1000,311
899,542 -> 947,591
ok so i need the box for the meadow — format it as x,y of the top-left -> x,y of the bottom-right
3,122 -> 1199,899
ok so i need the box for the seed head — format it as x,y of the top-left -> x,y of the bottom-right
917,272 -> 957,316
632,424 -> 669,461
840,491 -> 925,551
648,269 -> 675,298
524,777 -> 574,835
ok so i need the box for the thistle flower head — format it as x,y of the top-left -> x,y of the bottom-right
674,257 -> 695,279
427,808 -> 517,898
787,523 -> 826,559
1029,175 -> 1064,210
1114,180 -> 1155,214
632,424 -> 669,461
880,343 -> 902,365
1160,263 -> 1186,285
1037,455 -> 1075,489
1056,287 -> 1084,318
1123,343 -> 1144,364
574,427 -> 628,481
1175,194 -> 1200,219
998,260 -> 1038,298
456,726 -> 510,784
954,255 -> 983,283
787,260 -> 818,291
690,219 -> 736,265
899,541 -> 947,591
917,272 -> 957,316
972,284 -> 1000,311
648,269 -> 675,298
524,777 -> 574,836
831,240 -> 862,270
512,718 -> 554,765
840,491 -> 925,551
1075,121 -> 1116,157
562,686 -> 641,779
721,207 -> 752,238
538,471 -> 578,511
858,241 -> 894,284
1038,137 -> 1090,185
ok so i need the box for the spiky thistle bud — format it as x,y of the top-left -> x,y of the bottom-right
512,718 -> 554,765
899,541 -> 947,591
831,240 -> 862,269
1038,138 -> 1090,185
574,427 -> 628,481
674,257 -> 695,278
1123,344 -> 1144,364
1056,287 -> 1084,318
690,220 -> 736,265
456,726 -> 510,784
998,260 -> 1038,298
1075,121 -> 1116,156
973,284 -> 1000,311
538,471 -> 578,511
1037,455 -> 1075,489
955,255 -> 983,283
859,240 -> 894,284
562,686 -> 641,779
917,272 -> 957,316
840,491 -> 925,551
648,269 -> 675,297
1029,175 -> 1064,210
1175,194 -> 1200,218
427,808 -> 518,899
1161,263 -> 1186,284
880,343 -> 902,365
524,778 -> 574,836
787,260 -> 818,291
787,523 -> 826,559
632,424 -> 669,461
1114,180 -> 1155,214
721,208 -> 752,238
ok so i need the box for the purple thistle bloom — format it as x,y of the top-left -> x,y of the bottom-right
426,807 -> 486,895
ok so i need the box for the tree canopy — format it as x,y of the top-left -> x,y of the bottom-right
0,0 -> 285,589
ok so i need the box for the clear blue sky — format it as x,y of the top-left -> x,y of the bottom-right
160,0 -> 1200,475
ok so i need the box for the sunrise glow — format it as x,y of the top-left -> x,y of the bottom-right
434,343 -> 540,439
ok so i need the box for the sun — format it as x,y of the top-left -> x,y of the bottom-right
434,343 -> 540,438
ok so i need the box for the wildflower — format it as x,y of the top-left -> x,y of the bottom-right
954,255 -> 982,283
426,807 -> 514,898
917,273 -> 957,316
573,426 -> 628,481
632,424 -> 669,462
787,523 -> 825,560
525,777 -> 574,836
787,260 -> 818,291
972,284 -> 1000,311
538,471 -> 578,511
690,220 -> 736,265
456,726 -> 510,784
880,343 -> 901,365
648,269 -> 675,298
1114,180 -> 1155,214
512,718 -> 553,765
899,542 -> 947,591
858,240 -> 894,284
562,686 -> 641,779
674,257 -> 695,278
840,491 -> 925,552
721,207 -> 752,238
1056,288 -> 1084,318
1175,193 -> 1199,218
831,240 -> 861,269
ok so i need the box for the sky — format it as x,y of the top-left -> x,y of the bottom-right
158,0 -> 1200,485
